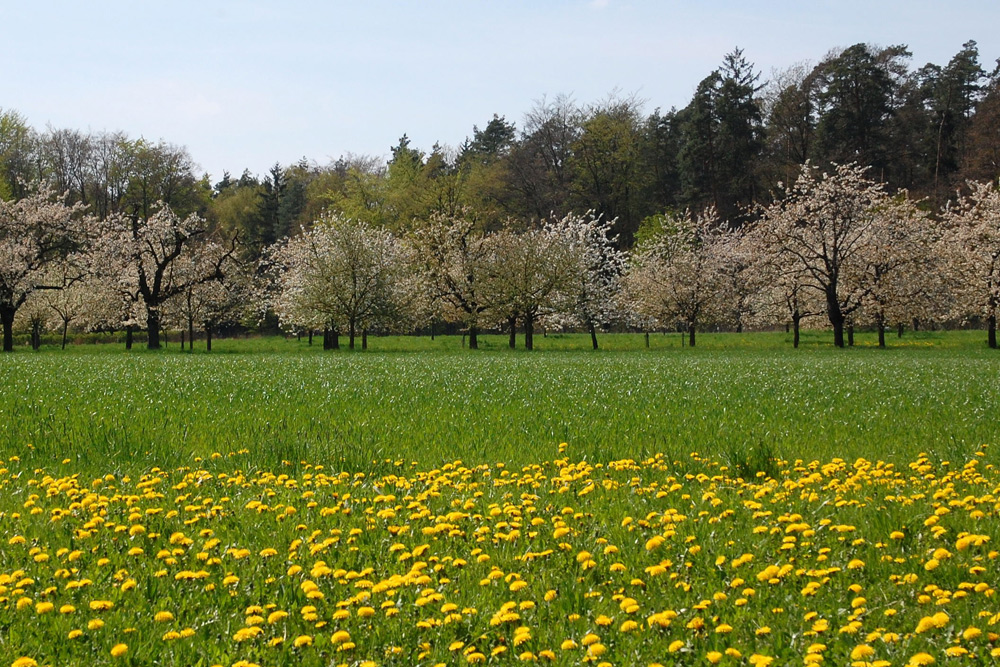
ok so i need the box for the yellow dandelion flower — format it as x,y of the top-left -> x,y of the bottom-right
851,645 -> 875,660
110,644 -> 128,658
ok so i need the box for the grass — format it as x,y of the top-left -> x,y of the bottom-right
2,332 -> 999,666
1,331 -> 998,475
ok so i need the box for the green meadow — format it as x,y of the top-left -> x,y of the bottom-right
2,331 -> 998,474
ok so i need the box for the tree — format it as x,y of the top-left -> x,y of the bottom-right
961,62 -> 1000,183
678,49 -> 764,223
268,214 -> 412,349
505,95 -> 582,221
622,208 -> 732,347
0,186 -> 91,351
941,180 -> 1000,347
751,162 -> 903,347
569,95 -> 646,244
97,204 -> 235,349
812,44 -> 911,177
544,212 -> 625,349
0,108 -> 40,201
409,212 -> 494,349
855,195 -> 935,347
164,240 -> 246,351
761,63 -> 818,191
40,126 -> 92,206
638,107 -> 684,216
481,226 -> 578,350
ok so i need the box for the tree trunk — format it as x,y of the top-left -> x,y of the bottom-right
793,314 -> 801,349
125,325 -> 134,351
508,316 -> 516,349
989,314 -> 997,349
147,309 -> 162,350
308,330 -> 313,346
430,322 -> 435,341
468,325 -> 478,350
349,321 -> 356,350
332,329 -> 340,349
31,323 -> 40,351
524,313 -> 534,350
1,307 -> 14,352
188,317 -> 194,353
589,321 -> 599,350
827,290 -> 845,348
878,322 -> 886,348
205,325 -> 212,352
62,320 -> 69,350
362,329 -> 368,350
898,323 -> 904,338
912,317 -> 920,332
688,322 -> 696,348
847,324 -> 855,347
181,331 -> 185,351
644,331 -> 649,349
323,327 -> 332,350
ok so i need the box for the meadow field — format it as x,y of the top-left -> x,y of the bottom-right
1,332 -> 999,666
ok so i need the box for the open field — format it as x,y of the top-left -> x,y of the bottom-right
1,333 -> 999,666
1,331 -> 998,473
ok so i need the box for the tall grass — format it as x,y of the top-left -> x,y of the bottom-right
1,332 -> 998,475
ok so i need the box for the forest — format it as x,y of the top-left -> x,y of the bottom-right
1,42 -> 999,352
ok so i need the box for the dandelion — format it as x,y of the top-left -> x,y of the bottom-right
851,645 -> 875,660
110,644 -> 128,658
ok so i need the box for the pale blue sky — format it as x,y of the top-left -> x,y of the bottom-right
4,1 -> 998,181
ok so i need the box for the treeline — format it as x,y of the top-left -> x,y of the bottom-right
2,42 -> 1000,351
4,43 -> 1000,245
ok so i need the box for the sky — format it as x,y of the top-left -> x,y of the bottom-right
4,1 -> 999,182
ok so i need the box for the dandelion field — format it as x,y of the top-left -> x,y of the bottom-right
2,334 -> 1000,666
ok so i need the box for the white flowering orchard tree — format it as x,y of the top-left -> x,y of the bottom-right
752,163 -> 895,348
268,214 -> 411,350
32,265 -> 101,348
544,212 -> 625,350
622,208 -> 732,347
163,240 -> 248,351
856,196 -> 937,347
0,187 -> 92,351
480,226 -> 579,350
408,212 -> 494,349
96,204 -> 236,350
941,181 -> 1000,348
743,238 -> 825,347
